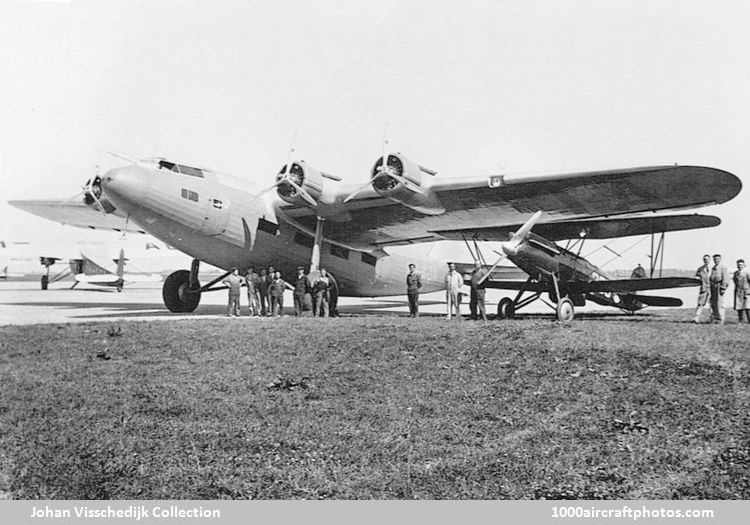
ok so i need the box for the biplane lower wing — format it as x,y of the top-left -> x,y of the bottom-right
476,277 -> 699,294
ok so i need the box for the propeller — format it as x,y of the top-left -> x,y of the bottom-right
478,211 -> 543,285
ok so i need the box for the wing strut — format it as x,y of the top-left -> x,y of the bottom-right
649,232 -> 665,278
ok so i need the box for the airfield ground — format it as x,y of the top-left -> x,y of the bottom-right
0,283 -> 748,499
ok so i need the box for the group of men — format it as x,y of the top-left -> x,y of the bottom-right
406,260 -> 489,321
221,265 -> 334,318
693,254 -> 750,324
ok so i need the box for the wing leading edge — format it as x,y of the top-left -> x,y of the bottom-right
8,200 -> 145,234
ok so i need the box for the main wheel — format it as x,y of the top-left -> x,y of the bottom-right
556,297 -> 575,322
162,270 -> 201,313
497,297 -> 515,319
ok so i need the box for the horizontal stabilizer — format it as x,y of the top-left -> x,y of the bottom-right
569,276 -> 700,293
432,214 -> 720,242
631,294 -> 683,307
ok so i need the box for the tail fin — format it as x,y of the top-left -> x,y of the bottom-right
115,248 -> 126,278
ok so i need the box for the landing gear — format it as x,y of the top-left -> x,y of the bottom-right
163,269 -> 201,312
556,297 -> 575,322
41,275 -> 48,290
497,297 -> 515,319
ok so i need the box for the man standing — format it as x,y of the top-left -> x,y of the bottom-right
269,270 -> 292,317
312,268 -> 333,317
293,266 -> 311,316
693,254 -> 711,323
444,262 -> 463,320
709,253 -> 730,324
733,259 -> 750,323
245,266 -> 261,316
406,263 -> 422,317
470,261 -> 488,321
221,267 -> 244,317
257,268 -> 269,316
264,266 -> 275,316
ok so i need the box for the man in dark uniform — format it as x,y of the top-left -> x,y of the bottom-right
406,263 -> 422,317
312,268 -> 333,317
470,260 -> 488,321
269,270 -> 292,317
264,266 -> 275,316
693,254 -> 711,323
293,266 -> 311,316
257,268 -> 269,316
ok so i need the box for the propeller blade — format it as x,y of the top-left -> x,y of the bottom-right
286,179 -> 318,207
343,171 -> 391,203
250,180 -> 282,200
511,210 -> 543,242
477,251 -> 508,285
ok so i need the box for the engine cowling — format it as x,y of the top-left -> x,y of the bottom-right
83,176 -> 117,214
370,153 -> 445,215
276,160 -> 323,206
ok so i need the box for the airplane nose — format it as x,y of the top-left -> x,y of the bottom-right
101,166 -> 148,203
501,241 -> 518,256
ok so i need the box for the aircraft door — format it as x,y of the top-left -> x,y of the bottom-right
200,194 -> 230,235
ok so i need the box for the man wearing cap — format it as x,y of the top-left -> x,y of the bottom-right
221,267 -> 244,317
406,263 -> 422,317
293,266 -> 311,316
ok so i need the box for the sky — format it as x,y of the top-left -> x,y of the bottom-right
1,0 -> 749,271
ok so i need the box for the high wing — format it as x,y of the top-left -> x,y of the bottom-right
283,165 -> 741,248
480,277 -> 699,293
8,200 -> 146,234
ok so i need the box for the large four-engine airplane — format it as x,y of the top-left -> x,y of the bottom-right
9,152 -> 742,314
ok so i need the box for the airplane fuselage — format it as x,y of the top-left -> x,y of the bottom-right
99,161 -> 447,296
509,232 -> 644,311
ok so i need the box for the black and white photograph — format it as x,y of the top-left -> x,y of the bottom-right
0,0 -> 748,518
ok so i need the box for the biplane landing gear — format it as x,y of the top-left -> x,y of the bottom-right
497,297 -> 515,319
556,297 -> 575,322
163,261 -> 202,313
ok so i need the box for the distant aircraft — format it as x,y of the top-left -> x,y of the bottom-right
67,248 -> 164,292
9,152 -> 742,314
453,211 -> 708,321
0,236 -> 193,290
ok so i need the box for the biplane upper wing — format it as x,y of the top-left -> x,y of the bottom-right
433,214 -> 721,242
8,200 -> 146,234
285,165 -> 740,247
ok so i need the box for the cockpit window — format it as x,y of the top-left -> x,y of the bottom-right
158,160 -> 204,178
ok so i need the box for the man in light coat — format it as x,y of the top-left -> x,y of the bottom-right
709,254 -> 730,324
444,262 -> 463,320
733,259 -> 750,323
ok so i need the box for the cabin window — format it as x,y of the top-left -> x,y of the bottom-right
361,252 -> 377,266
294,232 -> 314,248
330,245 -> 350,260
209,198 -> 223,209
257,218 -> 279,235
181,188 -> 199,202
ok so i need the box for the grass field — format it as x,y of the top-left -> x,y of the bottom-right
1,311 -> 748,499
